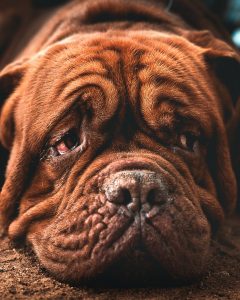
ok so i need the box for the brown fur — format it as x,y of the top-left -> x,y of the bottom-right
0,0 -> 240,284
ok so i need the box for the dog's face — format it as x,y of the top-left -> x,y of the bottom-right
0,30 -> 239,283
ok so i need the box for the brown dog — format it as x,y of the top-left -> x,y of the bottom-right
0,0 -> 239,284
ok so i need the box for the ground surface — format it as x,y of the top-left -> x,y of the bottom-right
0,217 -> 240,300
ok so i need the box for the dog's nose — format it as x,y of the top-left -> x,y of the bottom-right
103,170 -> 168,212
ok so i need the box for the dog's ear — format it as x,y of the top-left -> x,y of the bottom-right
186,30 -> 240,107
227,99 -> 240,210
235,101 -> 240,209
0,60 -> 28,235
0,60 -> 27,189
185,30 -> 240,215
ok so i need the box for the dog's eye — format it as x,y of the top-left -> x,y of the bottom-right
55,131 -> 79,155
179,133 -> 199,152
43,129 -> 80,159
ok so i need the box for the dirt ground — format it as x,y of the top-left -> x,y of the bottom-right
0,216 -> 239,300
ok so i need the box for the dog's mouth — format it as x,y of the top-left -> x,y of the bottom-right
10,155 -> 212,284
31,185 -> 210,284
35,214 -> 173,286
20,156 -> 211,284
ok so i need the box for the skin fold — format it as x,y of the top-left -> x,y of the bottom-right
0,0 -> 239,284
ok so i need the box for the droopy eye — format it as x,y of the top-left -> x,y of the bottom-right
179,133 -> 199,152
42,129 -> 80,159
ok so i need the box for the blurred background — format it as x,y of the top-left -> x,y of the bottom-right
32,0 -> 240,35
204,0 -> 240,46
0,0 -> 240,57
32,0 -> 240,41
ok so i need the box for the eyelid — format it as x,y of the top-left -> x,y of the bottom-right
48,128 -> 77,146
49,131 -> 70,146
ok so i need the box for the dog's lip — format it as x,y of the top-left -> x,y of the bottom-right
101,215 -> 135,250
92,211 -> 169,258
48,211 -> 160,255
35,216 -> 141,280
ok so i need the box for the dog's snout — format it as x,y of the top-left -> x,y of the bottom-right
103,170 -> 168,212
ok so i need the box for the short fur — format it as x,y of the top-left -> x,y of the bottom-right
0,0 -> 240,283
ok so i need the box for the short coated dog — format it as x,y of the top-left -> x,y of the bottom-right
0,0 -> 239,284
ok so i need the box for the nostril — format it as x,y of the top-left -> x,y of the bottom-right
120,188 -> 132,205
146,189 -> 166,206
146,189 -> 157,206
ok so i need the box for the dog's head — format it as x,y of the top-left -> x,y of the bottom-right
0,29 -> 239,283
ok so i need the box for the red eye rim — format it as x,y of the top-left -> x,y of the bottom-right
55,131 -> 79,155
40,129 -> 80,160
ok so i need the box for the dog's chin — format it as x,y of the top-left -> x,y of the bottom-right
88,243 -> 173,288
32,230 -> 209,287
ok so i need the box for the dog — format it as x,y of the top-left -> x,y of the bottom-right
0,0 -> 239,284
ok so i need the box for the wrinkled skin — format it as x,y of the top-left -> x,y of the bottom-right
0,0 -> 239,284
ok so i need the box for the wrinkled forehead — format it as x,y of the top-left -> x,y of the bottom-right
16,31 -> 218,146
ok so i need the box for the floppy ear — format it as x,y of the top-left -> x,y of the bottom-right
185,30 -> 240,214
186,30 -> 240,107
0,61 -> 26,147
235,101 -> 240,209
0,60 -> 27,232
228,99 -> 240,210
